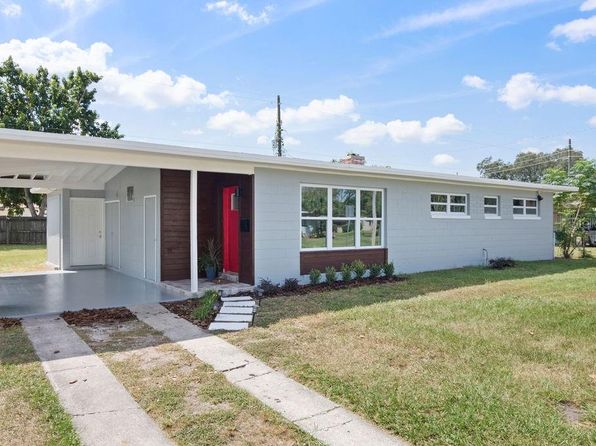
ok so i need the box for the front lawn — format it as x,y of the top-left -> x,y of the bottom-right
0,325 -> 80,446
0,244 -> 48,273
226,259 -> 596,445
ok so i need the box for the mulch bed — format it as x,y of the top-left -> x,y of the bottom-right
0,318 -> 21,329
61,307 -> 136,326
262,275 -> 406,298
162,299 -> 218,329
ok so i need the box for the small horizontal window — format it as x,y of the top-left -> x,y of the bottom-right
431,193 -> 467,216
513,198 -> 539,218
484,196 -> 499,217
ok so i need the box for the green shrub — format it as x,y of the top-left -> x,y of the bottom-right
341,263 -> 353,282
259,278 -> 280,296
324,266 -> 337,284
369,263 -> 382,279
192,289 -> 219,320
383,261 -> 395,278
309,268 -> 321,285
282,278 -> 300,291
352,260 -> 366,280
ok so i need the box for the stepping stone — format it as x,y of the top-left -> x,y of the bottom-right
223,300 -> 255,308
215,313 -> 253,323
221,296 -> 253,302
219,306 -> 254,315
208,321 -> 249,331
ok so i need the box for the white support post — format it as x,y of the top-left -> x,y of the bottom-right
190,169 -> 199,294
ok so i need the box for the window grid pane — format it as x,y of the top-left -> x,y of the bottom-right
301,186 -> 383,250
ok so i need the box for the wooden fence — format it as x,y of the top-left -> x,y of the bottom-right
0,217 -> 46,244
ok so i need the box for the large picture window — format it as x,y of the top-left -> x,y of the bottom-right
301,185 -> 384,250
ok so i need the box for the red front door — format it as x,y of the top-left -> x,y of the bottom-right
222,186 -> 240,273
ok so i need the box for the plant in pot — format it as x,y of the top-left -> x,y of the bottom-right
199,238 -> 221,281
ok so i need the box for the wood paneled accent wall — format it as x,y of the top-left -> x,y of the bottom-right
160,169 -> 254,285
197,172 -> 254,285
300,248 -> 387,275
160,169 -> 190,281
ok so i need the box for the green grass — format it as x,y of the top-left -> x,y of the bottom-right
74,319 -> 322,446
226,258 -> 596,445
0,326 -> 80,446
0,244 -> 48,273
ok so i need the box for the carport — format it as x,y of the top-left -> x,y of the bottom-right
0,269 -> 182,317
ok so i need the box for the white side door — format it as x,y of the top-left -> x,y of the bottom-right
70,198 -> 105,266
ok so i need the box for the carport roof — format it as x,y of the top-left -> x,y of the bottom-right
0,128 -> 578,193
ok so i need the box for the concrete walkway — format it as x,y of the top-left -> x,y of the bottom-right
22,315 -> 173,446
130,303 -> 409,446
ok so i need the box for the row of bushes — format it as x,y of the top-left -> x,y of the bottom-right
259,261 -> 397,296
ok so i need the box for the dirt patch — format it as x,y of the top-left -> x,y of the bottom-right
74,319 -> 169,355
559,401 -> 592,427
0,318 -> 21,329
61,307 -> 136,326
162,299 -> 218,329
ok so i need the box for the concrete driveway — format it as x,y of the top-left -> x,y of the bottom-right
0,269 -> 182,317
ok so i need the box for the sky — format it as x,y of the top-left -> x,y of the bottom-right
1,0 -> 595,176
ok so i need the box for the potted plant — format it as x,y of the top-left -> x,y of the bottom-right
199,238 -> 221,281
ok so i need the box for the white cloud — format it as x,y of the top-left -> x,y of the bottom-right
462,74 -> 490,90
256,135 -> 269,145
580,0 -> 596,12
337,121 -> 388,145
0,37 -> 229,110
588,116 -> 596,127
208,95 -> 357,134
432,153 -> 458,166
338,114 -> 466,146
205,1 -> 272,25
46,0 -> 99,10
1,2 -> 21,16
183,128 -> 204,135
545,41 -> 561,51
499,72 -> 596,109
377,0 -> 543,37
551,15 -> 596,43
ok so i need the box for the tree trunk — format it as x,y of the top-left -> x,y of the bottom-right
23,188 -> 38,217
39,195 -> 47,217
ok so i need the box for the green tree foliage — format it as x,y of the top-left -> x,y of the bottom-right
0,57 -> 122,216
543,159 -> 596,258
477,147 -> 584,183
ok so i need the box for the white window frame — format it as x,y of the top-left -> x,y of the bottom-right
430,193 -> 470,219
300,184 -> 384,251
483,195 -> 501,219
512,197 -> 540,220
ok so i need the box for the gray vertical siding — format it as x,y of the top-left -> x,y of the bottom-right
254,167 -> 554,283
46,192 -> 62,268
105,167 -> 160,281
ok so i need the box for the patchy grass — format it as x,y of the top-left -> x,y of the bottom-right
0,326 -> 80,446
74,319 -> 321,446
226,259 -> 596,446
555,246 -> 595,259
0,244 -> 48,273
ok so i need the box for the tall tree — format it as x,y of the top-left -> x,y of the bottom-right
477,146 -> 584,183
544,160 -> 596,258
0,57 -> 122,216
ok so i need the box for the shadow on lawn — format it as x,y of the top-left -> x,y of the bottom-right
253,258 -> 596,328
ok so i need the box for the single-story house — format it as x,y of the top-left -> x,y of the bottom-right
0,128 -> 576,294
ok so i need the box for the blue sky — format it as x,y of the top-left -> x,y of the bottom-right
1,0 -> 595,175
